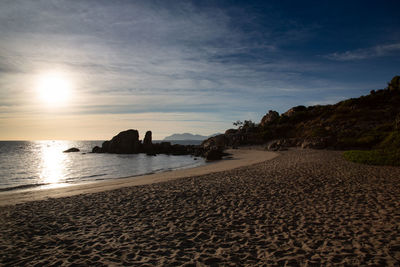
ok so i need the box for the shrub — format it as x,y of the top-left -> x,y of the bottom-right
343,149 -> 400,166
310,127 -> 329,137
378,131 -> 400,149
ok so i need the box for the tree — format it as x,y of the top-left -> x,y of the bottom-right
233,120 -> 243,127
233,120 -> 256,130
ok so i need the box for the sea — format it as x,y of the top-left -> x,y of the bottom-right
0,140 -> 206,192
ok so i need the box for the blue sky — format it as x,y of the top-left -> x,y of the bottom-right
0,0 -> 399,140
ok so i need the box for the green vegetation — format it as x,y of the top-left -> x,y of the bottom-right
343,131 -> 400,166
343,149 -> 400,166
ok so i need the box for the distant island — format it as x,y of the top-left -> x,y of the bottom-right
163,133 -> 220,141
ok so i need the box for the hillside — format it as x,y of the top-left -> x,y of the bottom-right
202,76 -> 400,165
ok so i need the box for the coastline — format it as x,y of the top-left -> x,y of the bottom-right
0,147 -> 278,206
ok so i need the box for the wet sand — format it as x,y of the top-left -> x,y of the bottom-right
1,149 -> 400,266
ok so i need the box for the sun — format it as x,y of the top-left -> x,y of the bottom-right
36,72 -> 72,105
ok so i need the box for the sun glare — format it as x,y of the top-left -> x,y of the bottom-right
36,72 -> 72,105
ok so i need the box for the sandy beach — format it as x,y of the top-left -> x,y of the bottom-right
1,148 -> 400,266
0,148 -> 277,206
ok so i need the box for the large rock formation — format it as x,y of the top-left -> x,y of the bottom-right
91,130 -> 221,159
97,129 -> 141,154
205,148 -> 224,161
202,134 -> 228,150
143,131 -> 153,153
202,124 -> 264,151
143,131 -> 152,146
260,110 -> 279,126
282,105 -> 307,118
388,76 -> 400,91
199,76 -> 400,152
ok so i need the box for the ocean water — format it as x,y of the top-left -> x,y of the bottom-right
0,140 -> 206,192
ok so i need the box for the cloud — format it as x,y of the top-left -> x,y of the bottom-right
1,0 -> 396,139
324,43 -> 400,61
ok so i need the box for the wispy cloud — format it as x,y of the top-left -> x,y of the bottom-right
0,1 -> 322,115
324,43 -> 400,61
0,0 -> 398,139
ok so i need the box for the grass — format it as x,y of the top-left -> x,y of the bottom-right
343,149 -> 400,166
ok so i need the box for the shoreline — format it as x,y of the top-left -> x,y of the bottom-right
0,147 -> 278,206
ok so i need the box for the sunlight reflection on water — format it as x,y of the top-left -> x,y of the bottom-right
0,140 -> 206,191
37,141 -> 68,186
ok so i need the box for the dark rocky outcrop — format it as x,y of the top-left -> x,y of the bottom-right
259,76 -> 400,150
202,123 -> 264,151
260,110 -> 279,126
205,149 -> 224,161
92,146 -> 102,153
143,131 -> 152,146
224,129 -> 238,135
63,147 -> 80,153
92,130 -> 221,159
202,134 -> 229,150
282,105 -> 307,118
143,131 -> 153,153
105,129 -> 141,154
388,76 -> 400,91
202,76 -> 400,152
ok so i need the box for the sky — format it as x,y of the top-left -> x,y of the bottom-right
0,0 -> 399,140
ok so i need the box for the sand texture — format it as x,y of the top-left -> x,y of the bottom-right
0,148 -> 277,206
1,149 -> 400,266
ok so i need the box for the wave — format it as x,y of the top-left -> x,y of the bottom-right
0,183 -> 49,192
80,173 -> 107,179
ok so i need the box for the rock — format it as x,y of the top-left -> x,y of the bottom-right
92,146 -> 102,153
203,128 -> 264,150
143,131 -> 152,146
63,147 -> 80,153
266,138 -> 300,151
143,130 -> 154,154
260,110 -> 279,126
102,129 -> 141,154
205,149 -> 224,161
283,105 -> 307,118
202,134 -> 228,150
153,142 -> 172,154
224,129 -> 238,135
101,141 -> 110,152
266,140 -> 281,151
91,129 -> 203,157
170,144 -> 189,155
388,76 -> 400,91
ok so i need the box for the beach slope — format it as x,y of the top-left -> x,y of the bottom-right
1,149 -> 400,266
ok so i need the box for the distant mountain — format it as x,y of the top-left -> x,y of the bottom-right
163,133 -> 220,141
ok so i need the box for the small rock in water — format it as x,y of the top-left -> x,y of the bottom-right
63,147 -> 80,153
92,146 -> 102,153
